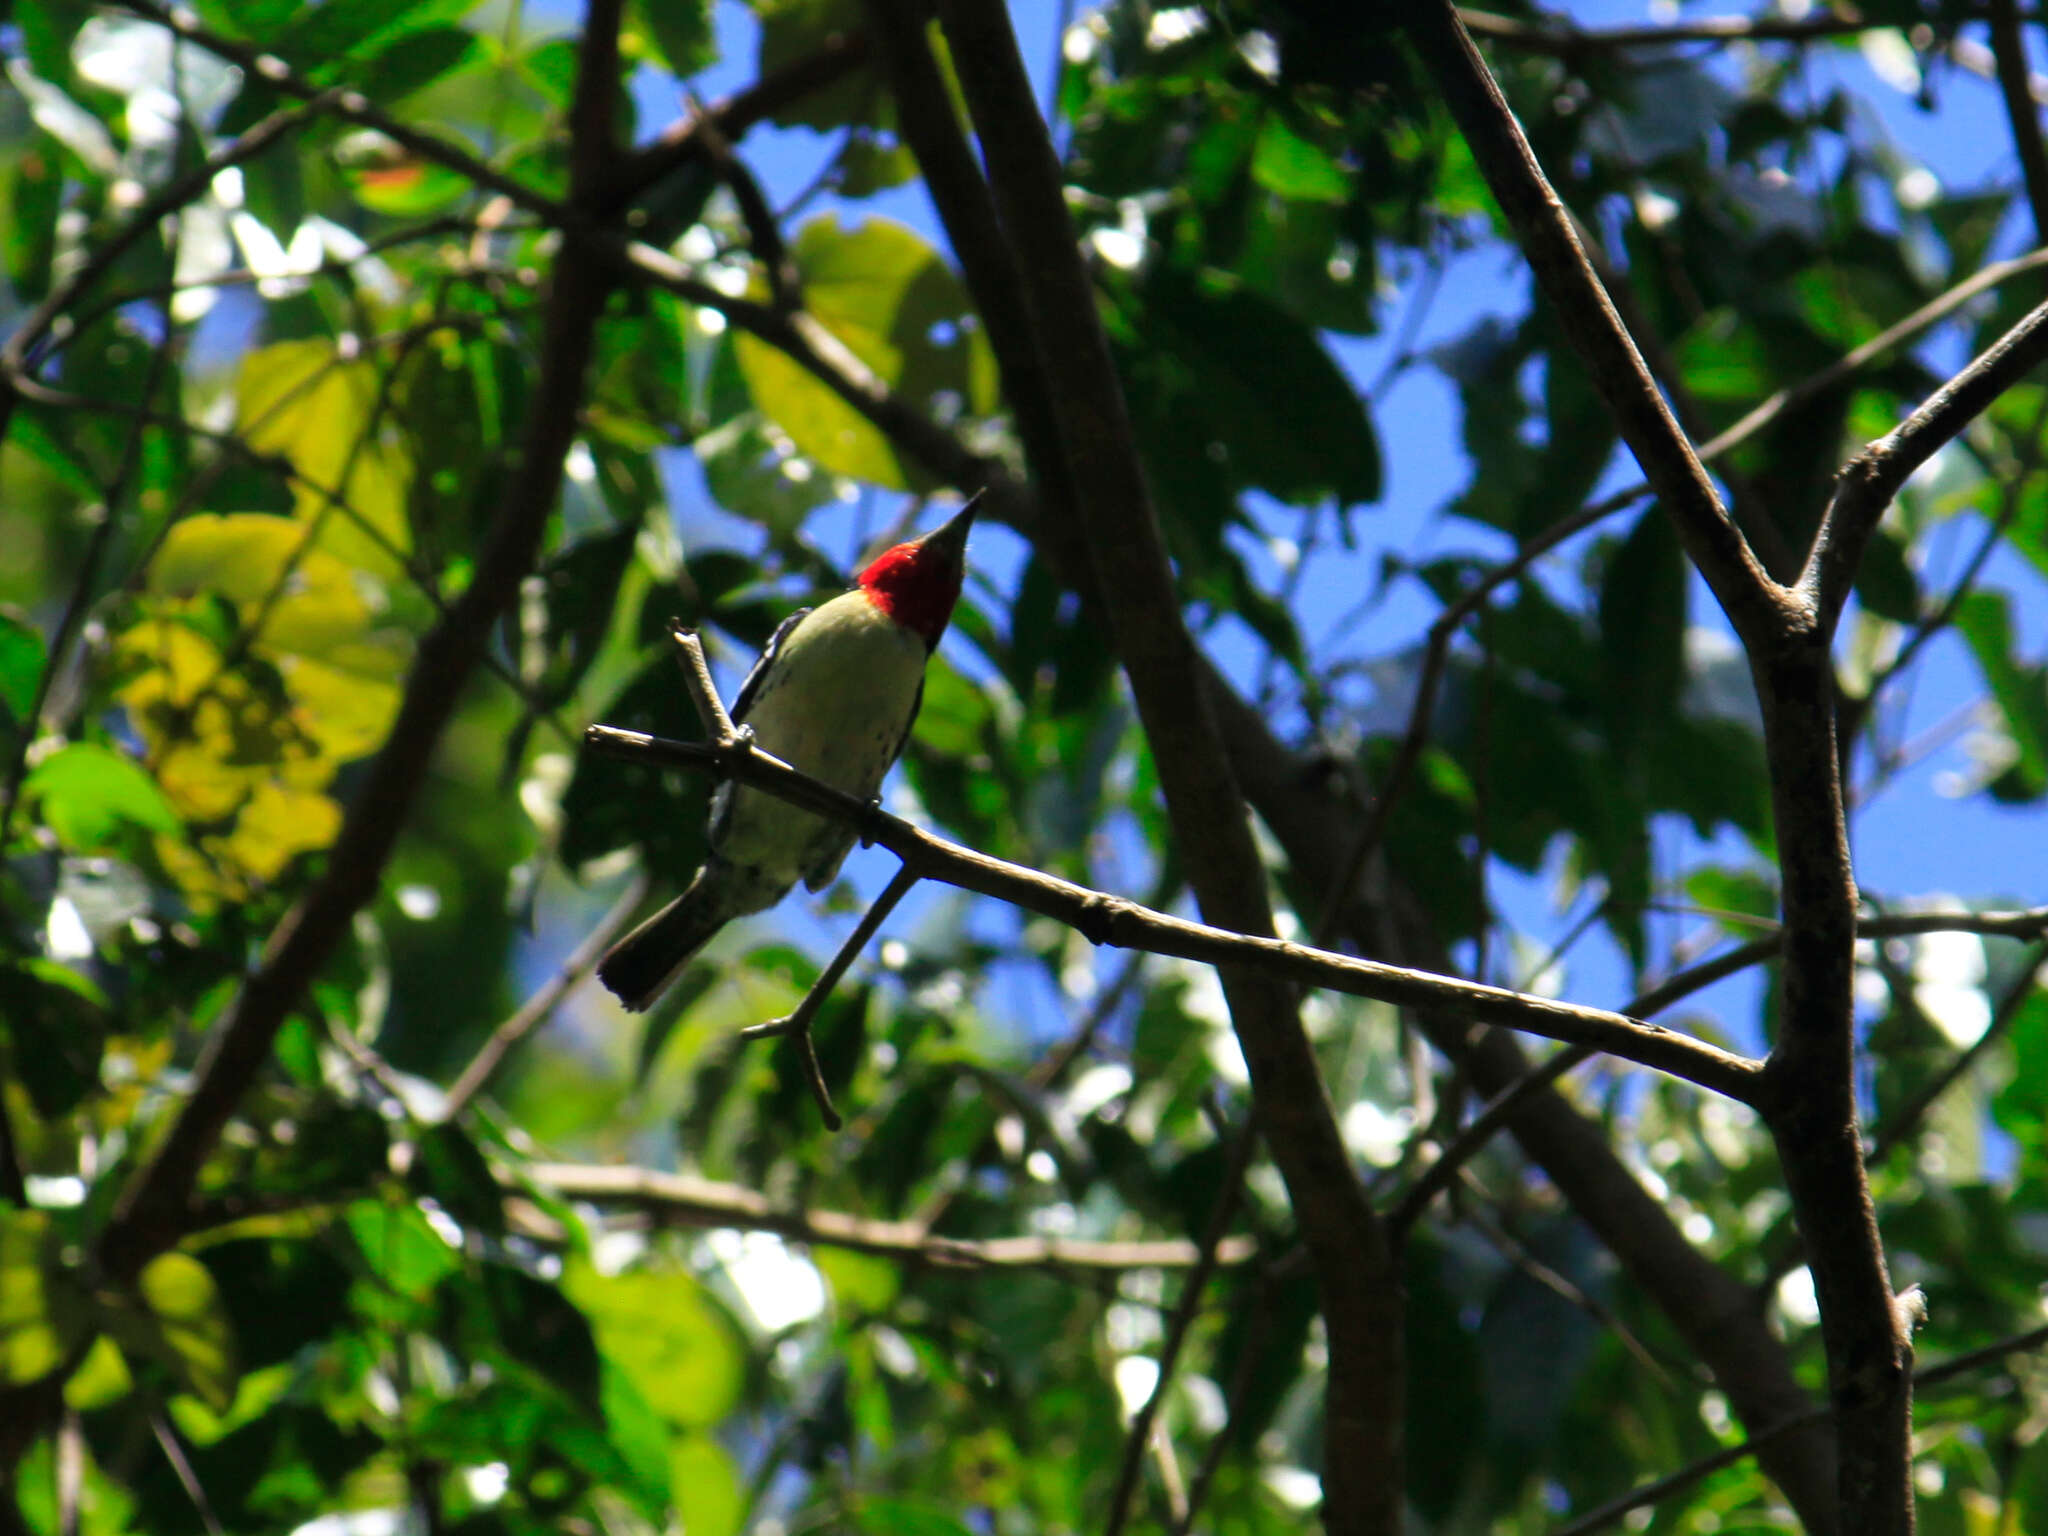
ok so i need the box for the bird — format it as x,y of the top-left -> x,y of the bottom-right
596,494 -> 980,1012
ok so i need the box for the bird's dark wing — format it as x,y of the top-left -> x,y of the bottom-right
889,675 -> 926,768
730,606 -> 811,723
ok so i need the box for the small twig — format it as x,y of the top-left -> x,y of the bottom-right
1460,1188 -> 1675,1388
668,622 -> 738,742
1869,940 -> 2047,1165
1811,292 -> 2048,626
441,868 -> 653,1120
740,861 -> 921,1129
150,1411 -> 225,1536
1102,1123 -> 1258,1536
1171,1272 -> 1277,1536
1389,1044 -> 1592,1238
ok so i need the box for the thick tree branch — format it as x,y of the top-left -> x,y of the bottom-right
932,6 -> 1404,1530
93,0 -> 625,1287
1406,1 -> 1783,646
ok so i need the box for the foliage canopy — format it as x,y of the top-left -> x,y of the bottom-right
0,1 -> 2046,1534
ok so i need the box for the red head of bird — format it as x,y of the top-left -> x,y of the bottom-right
855,494 -> 979,649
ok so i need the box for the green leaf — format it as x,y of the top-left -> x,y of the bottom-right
853,1498 -> 977,1536
0,1210 -> 92,1386
1251,115 -> 1351,204
1855,526 -> 1921,624
562,1257 -> 747,1429
670,1434 -> 743,1536
0,960 -> 108,1116
757,0 -> 882,130
105,1252 -> 238,1413
629,0 -> 714,76
24,742 -> 180,851
1116,268 -> 1380,513
733,218 -> 989,488
1598,507 -> 1687,748
1956,590 -> 2048,800
410,1122 -> 507,1239
0,610 -> 43,728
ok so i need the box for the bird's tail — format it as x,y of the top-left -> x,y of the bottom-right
597,866 -> 735,1012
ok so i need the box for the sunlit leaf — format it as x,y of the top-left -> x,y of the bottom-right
562,1257 -> 747,1429
23,742 -> 180,851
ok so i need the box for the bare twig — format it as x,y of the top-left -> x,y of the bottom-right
520,1160 -> 1258,1269
1102,1124 -> 1257,1536
669,622 -> 738,742
740,861 -> 922,1130
441,869 -> 654,1121
1811,294 -> 2048,626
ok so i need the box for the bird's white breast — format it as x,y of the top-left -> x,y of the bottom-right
718,589 -> 928,876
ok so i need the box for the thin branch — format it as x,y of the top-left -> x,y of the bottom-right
586,723 -> 1764,1099
740,860 -> 921,1130
1811,293 -> 2048,626
1458,7 -> 1932,53
1389,1044 -> 1591,1237
519,1161 -> 1258,1269
1102,1124 -> 1257,1536
1869,940 -> 2047,1164
110,0 -> 563,223
441,869 -> 653,1121
1406,2 -> 1781,647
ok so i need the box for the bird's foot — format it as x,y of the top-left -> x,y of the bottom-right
859,795 -> 884,847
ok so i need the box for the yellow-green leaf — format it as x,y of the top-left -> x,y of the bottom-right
562,1258 -> 746,1429
237,340 -> 413,573
23,743 -> 180,851
670,1433 -> 743,1536
0,1210 -> 91,1386
104,1252 -> 238,1414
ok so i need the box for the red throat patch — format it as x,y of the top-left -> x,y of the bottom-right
857,541 -> 964,648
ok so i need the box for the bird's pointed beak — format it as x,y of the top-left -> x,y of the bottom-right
916,490 -> 982,561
